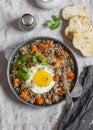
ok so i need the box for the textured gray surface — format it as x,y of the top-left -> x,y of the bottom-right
0,0 -> 93,130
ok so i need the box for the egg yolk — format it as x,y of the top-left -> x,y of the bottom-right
33,70 -> 52,87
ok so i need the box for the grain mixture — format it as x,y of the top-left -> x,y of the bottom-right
10,39 -> 76,106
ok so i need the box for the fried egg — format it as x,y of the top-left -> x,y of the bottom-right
26,65 -> 55,94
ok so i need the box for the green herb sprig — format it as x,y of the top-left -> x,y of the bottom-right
41,58 -> 48,66
31,53 -> 48,66
15,70 -> 30,81
44,15 -> 61,30
13,51 -> 49,81
13,54 -> 29,67
13,54 -> 30,81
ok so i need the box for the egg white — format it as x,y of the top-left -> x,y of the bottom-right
26,65 -> 55,94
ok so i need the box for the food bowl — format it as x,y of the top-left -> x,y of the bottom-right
35,0 -> 62,10
7,37 -> 82,107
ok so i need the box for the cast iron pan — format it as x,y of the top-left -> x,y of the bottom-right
7,37 -> 82,107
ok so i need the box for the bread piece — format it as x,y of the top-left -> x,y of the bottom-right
65,16 -> 93,39
62,5 -> 89,20
73,32 -> 93,57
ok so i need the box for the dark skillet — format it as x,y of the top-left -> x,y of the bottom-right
7,37 -> 82,107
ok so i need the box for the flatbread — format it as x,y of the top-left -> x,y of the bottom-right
65,16 -> 93,39
73,32 -> 93,57
62,5 -> 89,20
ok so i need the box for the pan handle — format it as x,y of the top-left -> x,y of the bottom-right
4,45 -> 18,61
71,79 -> 82,98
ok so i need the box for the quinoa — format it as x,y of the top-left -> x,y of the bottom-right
10,39 -> 77,106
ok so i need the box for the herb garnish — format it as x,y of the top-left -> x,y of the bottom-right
15,67 -> 30,81
41,58 -> 48,66
20,55 -> 29,62
44,15 -> 61,30
13,61 -> 22,67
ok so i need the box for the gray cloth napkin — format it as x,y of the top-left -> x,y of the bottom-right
58,66 -> 93,130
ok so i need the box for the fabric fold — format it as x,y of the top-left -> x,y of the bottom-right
58,66 -> 93,130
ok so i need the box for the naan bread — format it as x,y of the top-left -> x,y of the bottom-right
65,16 -> 93,39
62,5 -> 89,20
73,32 -> 93,57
